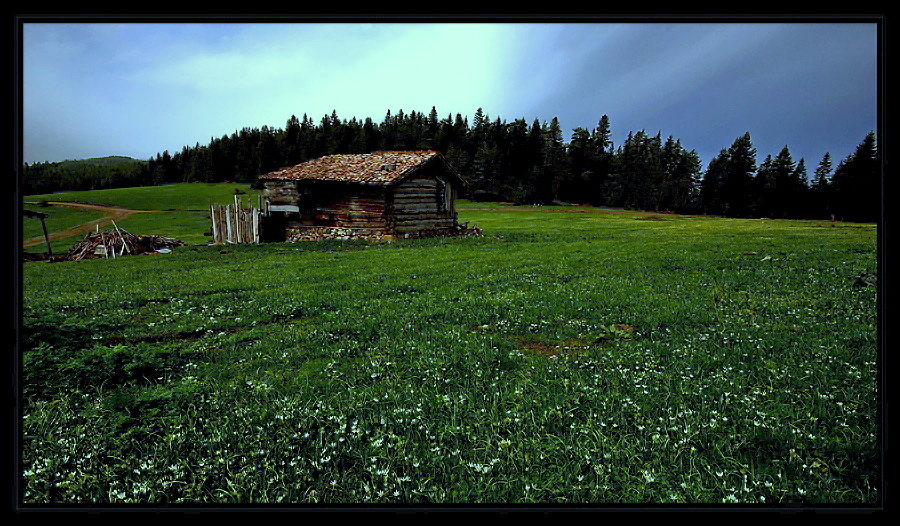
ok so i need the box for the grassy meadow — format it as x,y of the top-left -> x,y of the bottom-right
23,183 -> 261,251
19,184 -> 880,506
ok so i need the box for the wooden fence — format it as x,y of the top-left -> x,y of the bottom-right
210,195 -> 261,244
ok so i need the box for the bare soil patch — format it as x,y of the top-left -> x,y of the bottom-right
22,201 -> 155,248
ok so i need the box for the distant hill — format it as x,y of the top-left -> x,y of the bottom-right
55,156 -> 142,168
23,156 -> 151,195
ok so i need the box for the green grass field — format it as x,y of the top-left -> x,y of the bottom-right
22,205 -> 108,254
25,182 -> 262,211
19,184 -> 880,506
23,183 -> 261,252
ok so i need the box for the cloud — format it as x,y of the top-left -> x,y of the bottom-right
21,21 -> 877,167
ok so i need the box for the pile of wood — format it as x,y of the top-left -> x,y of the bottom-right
65,224 -> 184,261
456,222 -> 483,236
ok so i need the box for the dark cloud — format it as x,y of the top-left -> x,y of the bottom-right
527,23 -> 877,168
22,22 -> 877,171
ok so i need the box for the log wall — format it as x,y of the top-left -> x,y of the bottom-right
263,181 -> 300,212
261,168 -> 462,241
390,176 -> 458,236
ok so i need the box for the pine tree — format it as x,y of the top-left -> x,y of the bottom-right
544,117 -> 566,203
256,126 -> 279,177
812,152 -> 832,191
674,147 -> 702,212
565,127 -> 592,203
791,158 -> 809,218
771,145 -> 796,218
722,133 -> 757,217
832,131 -> 879,222
811,152 -> 833,219
701,149 -> 730,215
588,115 -> 613,206
283,115 -> 302,166
753,154 -> 776,217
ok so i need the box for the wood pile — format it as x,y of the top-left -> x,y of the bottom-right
456,222 -> 483,236
64,224 -> 184,261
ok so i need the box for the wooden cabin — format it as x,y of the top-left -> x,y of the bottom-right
258,150 -> 466,241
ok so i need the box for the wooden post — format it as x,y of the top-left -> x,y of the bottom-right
39,217 -> 52,257
111,220 -> 130,254
210,204 -> 218,244
225,205 -> 233,243
252,207 -> 259,243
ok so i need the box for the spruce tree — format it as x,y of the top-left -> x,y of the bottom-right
565,127 -> 592,203
589,115 -> 613,206
701,149 -> 729,215
544,117 -> 566,203
811,152 -> 833,219
283,115 -> 302,165
832,131 -> 879,222
791,158 -> 809,218
722,133 -> 757,217
812,152 -> 832,191
772,145 -> 796,218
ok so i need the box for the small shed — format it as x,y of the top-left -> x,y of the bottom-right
258,150 -> 466,241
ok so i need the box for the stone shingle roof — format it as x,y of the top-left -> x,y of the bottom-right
258,150 -> 462,186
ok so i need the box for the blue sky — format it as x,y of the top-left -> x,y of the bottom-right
22,20 -> 878,173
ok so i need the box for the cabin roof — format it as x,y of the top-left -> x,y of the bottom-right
257,150 -> 464,186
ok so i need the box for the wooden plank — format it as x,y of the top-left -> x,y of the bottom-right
396,186 -> 437,192
394,215 -> 450,222
393,191 -> 437,198
394,220 -> 456,229
225,204 -> 233,243
252,207 -> 258,243
393,196 -> 436,203
325,205 -> 386,211
394,224 -> 447,230
393,202 -> 440,209
217,206 -> 225,244
269,204 -> 300,213
314,213 -> 386,222
396,179 -> 438,188
267,195 -> 299,203
394,188 -> 436,194
393,209 -> 442,216
393,202 -> 442,209
394,216 -> 448,223
210,204 -> 218,243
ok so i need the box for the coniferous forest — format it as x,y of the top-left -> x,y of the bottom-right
21,107 -> 880,223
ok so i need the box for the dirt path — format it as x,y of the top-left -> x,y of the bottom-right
22,201 -> 154,248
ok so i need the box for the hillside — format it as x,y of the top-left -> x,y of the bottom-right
22,156 -> 152,195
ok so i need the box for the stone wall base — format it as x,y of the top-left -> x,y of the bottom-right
283,224 -> 467,242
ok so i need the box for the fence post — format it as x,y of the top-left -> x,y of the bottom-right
225,205 -> 233,243
210,204 -> 218,244
210,202 -> 259,245
252,207 -> 259,243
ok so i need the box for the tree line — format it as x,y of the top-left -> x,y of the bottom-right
700,130 -> 879,222
22,107 -> 879,222
21,156 -> 154,196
